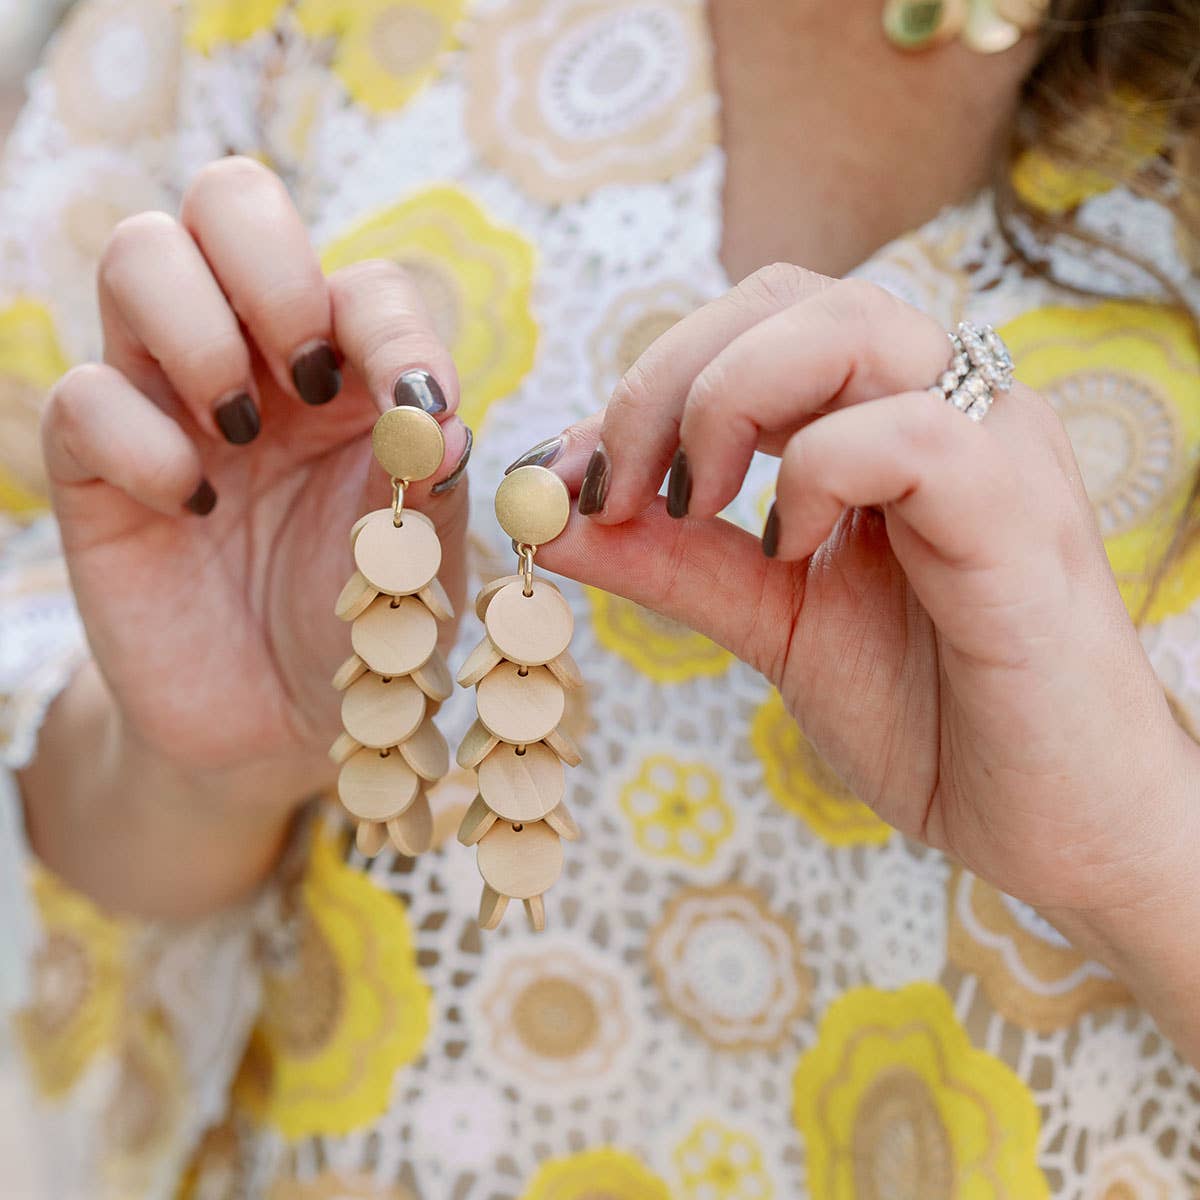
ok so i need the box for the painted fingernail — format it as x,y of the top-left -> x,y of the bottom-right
762,502 -> 780,558
184,479 -> 217,516
505,435 -> 564,475
431,425 -> 473,495
577,444 -> 611,516
292,342 -> 341,406
666,447 -> 692,519
214,393 -> 260,445
393,369 -> 447,414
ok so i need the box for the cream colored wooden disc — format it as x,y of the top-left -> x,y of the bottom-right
351,594 -> 438,677
544,726 -> 583,767
477,663 -> 565,745
477,741 -> 565,822
398,719 -> 449,782
350,512 -> 371,547
456,719 -> 500,770
331,653 -> 368,692
494,466 -> 570,546
371,405 -> 445,482
485,580 -> 574,667
479,884 -> 509,930
353,508 -> 442,596
524,895 -> 546,932
417,576 -> 454,622
341,672 -> 426,749
411,649 -> 452,702
355,820 -> 389,857
457,794 -> 499,846
545,650 -> 583,690
474,574 -> 559,623
544,800 -> 581,842
477,818 -> 564,899
456,636 -> 504,688
335,570 -> 378,622
328,730 -> 362,766
338,747 -> 419,821
387,790 -> 433,856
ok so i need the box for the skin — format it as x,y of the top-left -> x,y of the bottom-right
19,4 -> 1200,1062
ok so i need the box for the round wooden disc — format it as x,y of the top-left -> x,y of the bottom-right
457,794 -> 499,846
351,595 -> 438,677
494,466 -> 570,546
524,895 -> 546,932
477,741 -> 565,822
331,653 -> 367,692
350,512 -> 371,547
456,719 -> 500,770
456,636 -> 504,688
341,673 -> 426,748
476,573 -> 561,622
417,577 -> 454,622
371,405 -> 445,481
545,650 -> 582,690
387,790 -> 433,856
544,800 -> 581,841
338,748 -> 420,821
355,820 -> 389,857
335,570 -> 377,622
398,719 -> 449,782
485,581 -> 574,667
353,508 -> 442,596
479,885 -> 509,930
477,819 -> 564,899
476,663 -> 565,745
544,726 -> 583,767
411,650 -> 452,702
328,730 -> 362,766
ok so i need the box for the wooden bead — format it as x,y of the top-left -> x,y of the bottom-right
544,726 -> 583,767
387,790 -> 433,856
479,884 -> 509,930
545,650 -> 583,690
456,719 -> 500,770
475,574 -> 558,622
544,800 -> 581,842
335,570 -> 377,622
477,818 -> 564,899
355,820 -> 389,857
477,663 -> 565,745
457,794 -> 499,846
398,718 -> 450,782
328,730 -> 362,766
338,747 -> 419,821
417,576 -> 455,622
371,405 -> 445,482
524,895 -> 546,932
411,649 -> 453,702
341,672 -> 426,749
485,580 -> 574,667
456,636 -> 504,688
477,741 -> 564,822
353,508 -> 442,596
331,653 -> 368,692
351,595 -> 438,677
494,466 -> 570,546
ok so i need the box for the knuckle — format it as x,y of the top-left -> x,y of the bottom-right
183,155 -> 282,213
686,360 -> 730,424
100,211 -> 180,276
736,261 -> 818,310
830,276 -> 895,325
897,395 -> 960,464
239,274 -> 325,337
607,359 -> 658,421
329,256 -> 411,296
46,364 -> 109,427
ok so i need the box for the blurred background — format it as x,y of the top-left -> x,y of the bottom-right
0,1 -> 75,141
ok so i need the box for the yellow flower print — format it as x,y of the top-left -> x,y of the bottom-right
234,825 -> 431,1139
587,587 -> 733,683
794,983 -> 1049,1200
999,302 -> 1200,623
520,1148 -> 671,1200
322,187 -> 537,431
674,1119 -> 774,1200
750,691 -> 891,848
0,299 -> 70,516
185,0 -> 284,51
620,754 -> 734,867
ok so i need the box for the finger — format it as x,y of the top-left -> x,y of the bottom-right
592,262 -> 834,523
181,157 -> 340,408
99,211 -> 260,445
42,364 -> 209,521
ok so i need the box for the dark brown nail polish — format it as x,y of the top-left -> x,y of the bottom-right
431,426 -> 473,495
505,435 -> 563,475
578,444 -> 611,516
214,393 -> 260,445
292,342 -> 341,406
762,502 -> 780,558
666,447 -> 692,519
393,369 -> 446,414
184,479 -> 217,516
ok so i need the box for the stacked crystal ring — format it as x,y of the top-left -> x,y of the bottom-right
931,321 -> 1015,422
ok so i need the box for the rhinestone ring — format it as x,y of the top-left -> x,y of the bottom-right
930,321 -> 1014,422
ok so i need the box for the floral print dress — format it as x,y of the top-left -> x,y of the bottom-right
1,2 -> 1199,1199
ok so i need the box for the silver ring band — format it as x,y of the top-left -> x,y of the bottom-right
930,321 -> 1014,422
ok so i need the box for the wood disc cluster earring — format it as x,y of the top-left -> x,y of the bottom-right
329,406 -> 455,858
456,466 -> 583,932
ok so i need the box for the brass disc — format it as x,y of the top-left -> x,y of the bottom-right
456,636 -> 504,688
411,649 -> 453,702
387,790 -> 433,856
456,718 -> 500,770
341,672 -> 426,748
338,747 -> 419,821
494,466 -> 570,546
398,718 -> 450,782
477,741 -> 565,822
476,663 -> 565,745
353,508 -> 442,596
544,800 -> 581,841
417,577 -> 454,622
371,405 -> 445,482
477,818 -> 564,899
331,653 -> 368,692
355,820 -> 389,857
351,594 -> 438,677
458,794 -> 499,846
485,580 -> 574,667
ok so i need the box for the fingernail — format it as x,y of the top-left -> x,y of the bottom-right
184,479 -> 217,516
214,393 -> 260,445
393,369 -> 446,414
578,444 -> 611,516
431,425 -> 473,495
292,342 -> 341,406
504,435 -> 563,475
762,502 -> 780,558
666,447 -> 692,519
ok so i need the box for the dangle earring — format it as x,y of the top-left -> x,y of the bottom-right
329,406 -> 455,857
455,465 -> 582,932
